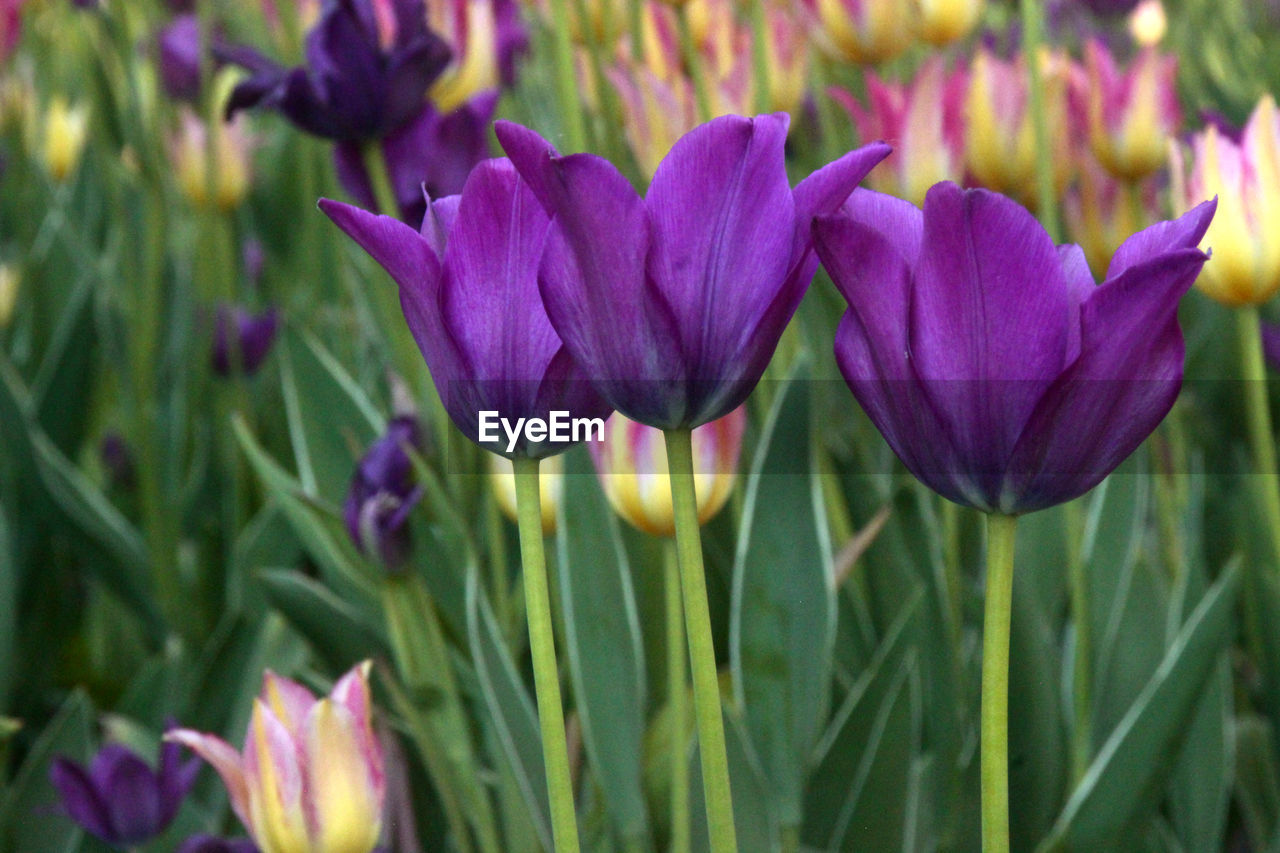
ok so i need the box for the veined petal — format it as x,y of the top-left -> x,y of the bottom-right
1106,197 -> 1217,280
303,699 -> 383,853
244,701 -> 310,853
790,141 -> 893,264
643,114 -> 794,374
910,182 -> 1072,492
1002,247 -> 1207,512
164,730 -> 251,829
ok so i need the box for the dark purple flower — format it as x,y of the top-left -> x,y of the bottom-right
333,93 -> 497,225
50,740 -> 200,847
211,305 -> 278,377
344,415 -> 424,570
321,157 -> 612,458
157,15 -> 204,102
100,432 -> 135,490
178,836 -> 259,853
493,0 -> 527,86
242,238 -> 265,285
495,114 -> 890,429
1263,322 -> 1280,371
220,0 -> 451,141
812,183 -> 1215,514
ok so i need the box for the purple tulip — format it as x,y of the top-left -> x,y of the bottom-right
50,741 -> 200,847
178,836 -> 260,853
156,15 -> 204,102
320,157 -> 612,458
333,93 -> 497,225
495,114 -> 890,429
813,183 -> 1215,514
211,305 -> 278,377
344,415 -> 424,570
1263,322 -> 1280,372
220,0 -> 451,141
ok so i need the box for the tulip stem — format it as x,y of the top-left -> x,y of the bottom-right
981,512 -> 1018,853
547,0 -> 589,152
664,428 -> 738,853
361,141 -> 400,218
512,456 -> 581,853
1237,306 -> 1280,561
665,539 -> 692,853
1019,0 -> 1059,241
675,9 -> 714,123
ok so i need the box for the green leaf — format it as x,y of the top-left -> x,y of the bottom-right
0,690 -> 93,853
259,568 -> 388,669
1038,562 -> 1241,850
556,447 -> 649,843
0,505 -> 13,713
466,566 -> 552,852
731,369 -> 836,830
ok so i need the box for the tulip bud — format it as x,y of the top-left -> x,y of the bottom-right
1062,155 -> 1157,279
168,663 -> 385,853
609,62 -> 698,178
490,453 -> 562,534
914,0 -> 983,47
1084,40 -> 1180,182
833,56 -> 966,206
429,0 -> 499,112
963,47 -> 1077,207
1128,0 -> 1166,46
211,305 -> 278,377
171,107 -> 254,211
38,96 -> 89,183
810,0 -> 915,65
157,15 -> 203,102
344,416 -> 425,571
1170,95 -> 1280,306
589,407 -> 745,537
0,265 -> 17,328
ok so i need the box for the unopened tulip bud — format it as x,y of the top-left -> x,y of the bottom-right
589,407 -> 745,537
915,0 -> 984,47
168,663 -> 385,853
1128,0 -> 1166,45
39,96 -> 89,183
811,0 -> 915,65
1170,95 -> 1280,306
172,107 -> 255,211
1084,40 -> 1180,182
344,416 -> 425,571
491,454 -> 562,534
211,304 -> 278,377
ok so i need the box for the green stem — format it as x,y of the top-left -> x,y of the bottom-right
981,513 -> 1018,853
547,0 -> 589,151
1019,0 -> 1059,241
1067,506 -> 1091,783
779,825 -> 800,853
675,9 -> 714,123
664,429 -> 738,853
361,141 -> 399,217
512,456 -> 581,853
1237,305 -> 1280,562
665,540 -> 691,853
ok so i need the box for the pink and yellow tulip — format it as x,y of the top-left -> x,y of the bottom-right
167,663 -> 385,853
1082,39 -> 1180,182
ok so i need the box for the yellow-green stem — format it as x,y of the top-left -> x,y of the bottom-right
665,540 -> 691,853
512,456 -> 581,853
664,429 -> 738,853
1237,306 -> 1280,562
675,9 -> 714,122
981,513 -> 1018,853
361,141 -> 399,217
547,0 -> 589,151
1019,0 -> 1059,241
1067,504 -> 1091,783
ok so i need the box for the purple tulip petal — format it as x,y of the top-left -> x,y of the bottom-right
1003,247 -> 1208,511
1105,197 -> 1217,281
790,141 -> 893,264
643,114 -> 794,375
498,121 -> 686,424
102,750 -> 165,843
909,183 -> 1072,493
836,188 -> 923,265
49,758 -> 113,840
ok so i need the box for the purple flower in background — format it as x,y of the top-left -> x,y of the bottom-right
156,15 -> 204,102
321,158 -> 612,458
178,836 -> 260,853
496,114 -> 889,429
50,740 -> 200,847
1263,322 -> 1280,371
211,305 -> 278,377
812,183 -> 1215,514
344,415 -> 424,570
220,0 -> 451,141
333,92 -> 497,225
100,432 -> 136,490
